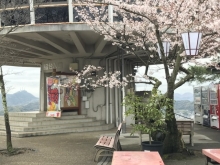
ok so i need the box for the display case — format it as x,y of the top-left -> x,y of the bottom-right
201,86 -> 210,127
194,87 -> 203,124
59,75 -> 81,114
209,84 -> 219,129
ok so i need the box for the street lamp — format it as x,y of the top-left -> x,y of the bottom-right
157,41 -> 170,58
181,32 -> 202,56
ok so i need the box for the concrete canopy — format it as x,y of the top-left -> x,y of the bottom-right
0,23 -> 117,67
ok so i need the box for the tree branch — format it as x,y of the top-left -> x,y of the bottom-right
155,28 -> 170,79
171,46 -> 184,82
148,76 -> 162,94
173,66 -> 194,90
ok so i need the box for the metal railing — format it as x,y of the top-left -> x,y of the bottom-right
0,0 -> 113,27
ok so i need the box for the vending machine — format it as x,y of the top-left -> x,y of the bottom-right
194,87 -> 203,124
209,84 -> 219,129
201,86 -> 210,127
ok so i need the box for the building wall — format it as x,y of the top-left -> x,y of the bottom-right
40,58 -> 108,121
40,57 -> 135,126
77,59 -> 106,120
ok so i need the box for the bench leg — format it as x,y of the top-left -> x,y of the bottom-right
94,149 -> 113,162
117,141 -> 122,151
206,157 -> 211,165
190,134 -> 194,146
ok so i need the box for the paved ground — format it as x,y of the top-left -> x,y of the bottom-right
0,124 -> 219,165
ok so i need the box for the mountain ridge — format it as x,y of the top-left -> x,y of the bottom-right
0,90 -> 194,116
174,92 -> 193,101
0,90 -> 38,110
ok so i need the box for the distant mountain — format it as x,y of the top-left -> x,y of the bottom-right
174,92 -> 193,101
174,100 -> 194,111
0,101 -> 39,116
0,90 -> 39,110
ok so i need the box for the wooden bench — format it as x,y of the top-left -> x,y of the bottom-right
97,155 -> 112,165
94,123 -> 122,162
176,120 -> 194,146
202,149 -> 220,165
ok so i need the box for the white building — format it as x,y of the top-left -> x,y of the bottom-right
0,0 -> 137,137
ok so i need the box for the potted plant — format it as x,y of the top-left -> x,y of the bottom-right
124,90 -> 172,156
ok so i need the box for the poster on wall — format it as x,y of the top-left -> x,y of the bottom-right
46,77 -> 61,118
60,75 -> 79,108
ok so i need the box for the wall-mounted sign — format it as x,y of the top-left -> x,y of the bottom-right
43,62 -> 63,71
46,77 -> 61,118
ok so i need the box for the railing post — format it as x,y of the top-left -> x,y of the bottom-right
68,0 -> 73,22
29,0 -> 35,24
108,5 -> 113,22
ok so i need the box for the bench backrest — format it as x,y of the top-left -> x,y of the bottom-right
116,123 -> 122,134
113,123 -> 122,149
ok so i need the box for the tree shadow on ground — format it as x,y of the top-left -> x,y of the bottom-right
163,149 -> 204,160
0,148 -> 35,156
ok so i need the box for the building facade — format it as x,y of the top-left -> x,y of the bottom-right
0,0 -> 136,135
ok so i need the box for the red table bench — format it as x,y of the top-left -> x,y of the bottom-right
112,151 -> 164,165
202,149 -> 220,165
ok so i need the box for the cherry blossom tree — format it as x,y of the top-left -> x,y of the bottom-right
73,0 -> 220,153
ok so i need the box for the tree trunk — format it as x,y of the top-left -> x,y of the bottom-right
0,69 -> 13,153
163,82 -> 183,154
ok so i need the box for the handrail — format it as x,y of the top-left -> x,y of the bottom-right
0,2 -> 107,11
0,5 -> 29,11
0,0 -> 113,27
175,112 -> 193,120
34,1 -> 68,8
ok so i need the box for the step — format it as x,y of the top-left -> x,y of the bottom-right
0,117 -> 96,127
0,124 -> 115,138
0,120 -> 106,132
0,115 -> 87,122
8,111 -> 78,117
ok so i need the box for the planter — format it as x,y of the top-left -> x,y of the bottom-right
141,141 -> 163,156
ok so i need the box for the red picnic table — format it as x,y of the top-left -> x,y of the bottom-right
111,151 -> 164,165
202,149 -> 220,165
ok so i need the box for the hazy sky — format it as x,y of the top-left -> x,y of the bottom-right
1,62 -> 213,98
135,64 -> 212,94
2,66 -> 40,97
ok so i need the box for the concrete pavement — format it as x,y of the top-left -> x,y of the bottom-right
0,124 -> 219,165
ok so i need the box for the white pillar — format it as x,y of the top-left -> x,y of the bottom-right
0,12 -> 2,28
68,0 -> 73,22
122,87 -> 126,121
106,59 -> 109,124
29,0 -> 35,24
109,59 -> 113,124
114,59 -> 119,127
39,66 -> 45,112
108,5 -> 113,22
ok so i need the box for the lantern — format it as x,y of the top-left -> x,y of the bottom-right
157,41 -> 170,58
181,32 -> 202,56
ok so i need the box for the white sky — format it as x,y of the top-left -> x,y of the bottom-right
2,66 -> 40,97
135,62 -> 213,94
0,59 -> 214,98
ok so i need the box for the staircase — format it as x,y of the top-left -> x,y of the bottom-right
0,111 -> 114,138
